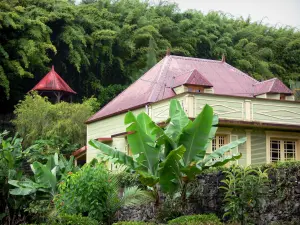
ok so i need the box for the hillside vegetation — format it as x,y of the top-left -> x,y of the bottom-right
1,0 -> 300,112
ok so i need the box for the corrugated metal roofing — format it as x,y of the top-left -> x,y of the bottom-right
173,69 -> 213,87
32,66 -> 76,94
87,55 -> 292,123
253,78 -> 292,96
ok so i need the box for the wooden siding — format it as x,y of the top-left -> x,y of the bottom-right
232,129 -> 247,166
195,95 -> 244,120
251,130 -> 267,166
252,100 -> 300,125
150,96 -> 185,122
87,108 -> 144,162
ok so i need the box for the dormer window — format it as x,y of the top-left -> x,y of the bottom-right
187,85 -> 203,93
253,78 -> 294,101
172,69 -> 213,95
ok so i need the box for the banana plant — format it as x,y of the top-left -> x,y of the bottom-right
8,153 -> 78,197
89,99 -> 246,204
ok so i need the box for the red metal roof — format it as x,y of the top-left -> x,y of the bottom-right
73,145 -> 86,157
87,55 -> 293,123
31,66 -> 76,94
253,78 -> 292,96
173,69 -> 213,87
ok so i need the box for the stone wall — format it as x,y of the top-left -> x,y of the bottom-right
117,163 -> 300,225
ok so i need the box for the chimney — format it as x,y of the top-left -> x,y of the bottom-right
166,48 -> 171,56
221,54 -> 225,63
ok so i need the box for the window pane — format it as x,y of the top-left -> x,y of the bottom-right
270,140 -> 280,162
284,141 -> 296,161
219,136 -> 226,147
212,137 -> 216,151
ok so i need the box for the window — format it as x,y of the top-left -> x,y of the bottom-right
270,139 -> 296,162
280,94 -> 286,100
212,135 -> 228,151
187,85 -> 203,93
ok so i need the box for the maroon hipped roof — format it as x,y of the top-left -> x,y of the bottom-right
87,55 -> 292,123
173,69 -> 213,87
32,66 -> 76,94
253,78 -> 292,96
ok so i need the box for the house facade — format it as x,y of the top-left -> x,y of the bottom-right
84,54 -> 300,167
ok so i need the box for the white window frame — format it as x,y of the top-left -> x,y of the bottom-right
266,131 -> 300,163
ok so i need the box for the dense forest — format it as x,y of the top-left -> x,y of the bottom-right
1,0 -> 300,113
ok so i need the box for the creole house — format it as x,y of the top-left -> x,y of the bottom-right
79,54 -> 300,166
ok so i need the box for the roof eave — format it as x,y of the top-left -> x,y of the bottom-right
85,102 -> 149,124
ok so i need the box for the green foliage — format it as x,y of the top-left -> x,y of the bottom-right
24,137 -> 78,163
9,153 -> 78,197
2,0 -> 300,114
167,214 -> 222,225
0,131 -> 27,224
48,214 -> 99,225
54,163 -> 152,223
90,99 -> 246,205
54,163 -> 112,222
13,93 -> 94,149
156,195 -> 183,223
113,222 -> 155,225
220,165 -> 269,224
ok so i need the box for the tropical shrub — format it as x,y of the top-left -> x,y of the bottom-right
90,99 -> 246,205
54,163 -> 152,223
48,214 -> 99,225
9,153 -> 78,197
13,93 -> 95,149
220,165 -> 269,224
0,131 -> 28,224
168,214 -> 222,225
55,163 -> 112,222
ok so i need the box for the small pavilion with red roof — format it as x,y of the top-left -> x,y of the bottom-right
31,65 -> 76,103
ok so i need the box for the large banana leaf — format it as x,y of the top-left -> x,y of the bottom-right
158,145 -> 185,194
125,111 -> 159,174
148,120 -> 176,159
31,162 -> 57,195
89,139 -> 143,170
203,154 -> 242,169
136,112 -> 156,140
137,170 -> 159,187
165,99 -> 190,141
8,179 -> 47,195
179,104 -> 214,165
197,137 -> 247,169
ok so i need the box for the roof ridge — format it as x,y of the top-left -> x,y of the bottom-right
254,77 -> 277,86
148,55 -> 172,102
184,69 -> 195,84
269,78 -> 277,92
170,55 -> 221,63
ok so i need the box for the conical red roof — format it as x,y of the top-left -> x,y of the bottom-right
31,66 -> 76,94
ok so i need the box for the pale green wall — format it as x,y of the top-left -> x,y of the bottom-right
194,95 -> 244,120
251,99 -> 300,124
231,129 -> 247,166
87,108 -> 144,162
251,129 -> 267,166
150,96 -> 185,122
